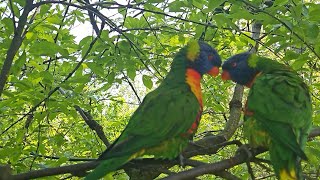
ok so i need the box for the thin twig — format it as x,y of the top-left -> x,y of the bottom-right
30,152 -> 95,162
74,105 -> 110,146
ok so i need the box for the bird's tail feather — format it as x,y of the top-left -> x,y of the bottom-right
270,146 -> 302,180
278,158 -> 302,180
85,155 -> 131,180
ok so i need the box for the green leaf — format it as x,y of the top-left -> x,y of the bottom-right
274,0 -> 288,6
282,19 -> 293,29
168,1 -> 185,12
142,75 -> 153,89
306,23 -> 319,39
25,32 -> 34,39
208,0 -> 225,10
108,72 -> 115,84
40,71 -> 54,85
47,14 -> 62,25
2,18 -> 14,36
124,17 -> 148,29
309,8 -> 320,21
127,68 -> 136,81
283,51 -> 298,61
213,14 -> 236,29
11,3 -> 20,18
79,36 -> 93,47
214,103 -> 224,112
68,74 -> 91,84
87,62 -> 105,77
147,0 -> 164,3
192,0 -> 205,9
291,59 -> 307,70
229,7 -> 253,20
57,156 -> 68,165
40,4 -> 51,16
13,0 -> 25,7
11,51 -> 26,75
306,141 -> 320,165
29,41 -> 69,57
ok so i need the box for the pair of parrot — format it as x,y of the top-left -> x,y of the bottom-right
85,40 -> 312,180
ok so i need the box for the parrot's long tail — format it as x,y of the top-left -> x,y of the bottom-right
270,147 -> 304,180
84,155 -> 131,180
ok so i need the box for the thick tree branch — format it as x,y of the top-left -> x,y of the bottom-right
12,161 -> 99,180
308,127 -> 320,140
164,126 -> 320,180
162,147 -> 264,180
8,0 -> 16,30
83,0 -> 100,35
0,0 -> 33,97
219,21 -> 262,141
7,127 -> 320,179
219,84 -> 244,140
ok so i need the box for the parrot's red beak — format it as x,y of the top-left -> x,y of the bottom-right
221,70 -> 231,81
207,66 -> 219,77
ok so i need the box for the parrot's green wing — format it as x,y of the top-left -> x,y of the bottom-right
85,84 -> 200,179
103,84 -> 200,158
246,70 -> 312,180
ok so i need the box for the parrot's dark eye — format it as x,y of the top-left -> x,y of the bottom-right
231,62 -> 237,67
208,55 -> 214,61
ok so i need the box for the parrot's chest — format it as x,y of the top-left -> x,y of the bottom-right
184,68 -> 203,135
185,68 -> 203,106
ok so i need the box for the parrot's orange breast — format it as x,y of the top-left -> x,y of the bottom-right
184,68 -> 203,135
185,68 -> 203,107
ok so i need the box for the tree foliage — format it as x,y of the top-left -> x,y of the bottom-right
0,0 -> 319,179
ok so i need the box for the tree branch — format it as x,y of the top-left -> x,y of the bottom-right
29,152 -> 95,162
0,0 -> 33,97
219,84 -> 244,140
12,161 -> 99,180
74,105 -> 110,147
163,126 -> 320,180
122,73 -> 141,104
219,20 -> 262,141
83,0 -> 101,35
7,127 -> 320,179
162,147 -> 264,180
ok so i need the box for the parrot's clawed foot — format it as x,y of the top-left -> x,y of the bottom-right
178,154 -> 186,167
236,144 -> 253,160
188,141 -> 206,149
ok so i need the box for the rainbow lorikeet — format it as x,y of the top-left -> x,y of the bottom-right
85,40 -> 222,179
221,52 -> 312,180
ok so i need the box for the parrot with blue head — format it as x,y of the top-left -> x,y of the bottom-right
85,40 -> 222,179
222,52 -> 312,180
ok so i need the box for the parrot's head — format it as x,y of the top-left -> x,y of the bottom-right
186,40 -> 221,76
221,52 -> 259,87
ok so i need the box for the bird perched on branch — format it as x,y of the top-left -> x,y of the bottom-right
221,52 -> 312,180
85,40 -> 222,179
